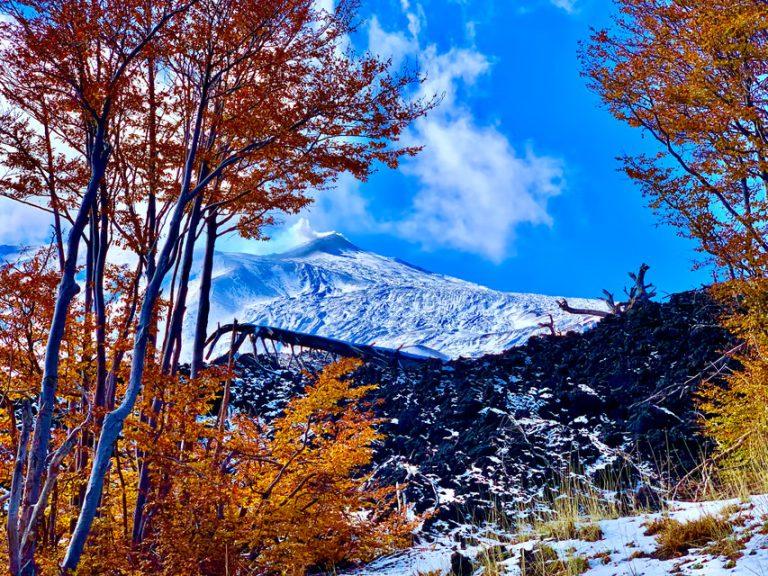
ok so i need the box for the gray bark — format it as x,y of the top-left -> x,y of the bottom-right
62,72 -> 210,570
19,129 -> 109,573
191,208 -> 218,378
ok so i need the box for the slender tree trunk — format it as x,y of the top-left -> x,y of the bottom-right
62,86 -> 210,573
162,193 -> 203,372
63,186 -> 193,572
104,261 -> 143,410
129,65 -> 160,535
7,402 -> 32,576
132,127 -> 214,542
192,208 -> 218,378
132,175 -> 205,544
146,53 -> 159,283
19,126 -> 109,574
70,201 -> 98,531
217,318 -> 237,432
93,191 -> 109,409
41,105 -> 65,273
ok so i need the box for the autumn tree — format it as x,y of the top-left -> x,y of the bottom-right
124,359 -> 413,575
99,0 -> 426,557
0,2 -> 193,572
0,275 -> 412,575
0,0 -> 426,573
583,0 -> 768,460
583,0 -> 768,277
0,247 -> 93,574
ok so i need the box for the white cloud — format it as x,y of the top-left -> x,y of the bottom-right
417,45 -> 490,106
306,173 -> 375,231
314,0 -> 335,14
363,9 -> 567,261
266,217 -> 335,251
397,119 -> 563,261
550,0 -> 577,13
220,217 -> 337,255
0,198 -> 55,247
368,16 -> 418,69
230,1 -> 568,263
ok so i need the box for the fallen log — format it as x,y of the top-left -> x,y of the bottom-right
204,323 -> 437,369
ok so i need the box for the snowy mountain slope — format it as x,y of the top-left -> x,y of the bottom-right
182,233 -> 608,360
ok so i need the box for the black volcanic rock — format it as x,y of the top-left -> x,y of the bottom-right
228,290 -> 736,522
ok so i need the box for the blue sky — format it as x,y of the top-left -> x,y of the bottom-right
235,0 -> 710,299
0,0 -> 711,299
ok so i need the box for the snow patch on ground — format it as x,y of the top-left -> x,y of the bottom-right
343,495 -> 768,575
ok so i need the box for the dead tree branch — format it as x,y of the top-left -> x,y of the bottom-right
558,263 -> 656,318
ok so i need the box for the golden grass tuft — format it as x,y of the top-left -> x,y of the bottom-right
651,514 -> 733,559
519,544 -> 590,576
537,519 -> 603,542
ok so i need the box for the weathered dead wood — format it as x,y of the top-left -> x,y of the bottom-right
538,314 -> 559,336
217,320 -> 238,432
558,263 -> 656,319
556,300 -> 612,318
205,323 -> 435,368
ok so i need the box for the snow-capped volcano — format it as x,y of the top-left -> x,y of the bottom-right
183,233 -> 607,360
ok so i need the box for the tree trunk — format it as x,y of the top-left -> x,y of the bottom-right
145,53 -> 158,283
7,403 -> 32,576
41,104 -> 64,274
93,191 -> 109,409
19,128 -> 109,574
191,208 -> 218,378
62,178 -> 192,573
162,193 -> 203,373
130,194 -> 203,545
62,83 -> 210,572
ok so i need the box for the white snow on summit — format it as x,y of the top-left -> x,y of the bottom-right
182,233 -> 608,360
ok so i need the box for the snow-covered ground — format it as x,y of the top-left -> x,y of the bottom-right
344,496 -> 768,575
183,233 -> 608,361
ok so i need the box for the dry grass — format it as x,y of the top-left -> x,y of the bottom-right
474,545 -> 513,576
642,516 -> 669,536
698,435 -> 768,502
473,442 -> 765,576
476,467 -> 622,576
537,519 -> 603,542
519,544 -> 590,576
545,471 -> 623,523
651,514 -> 734,559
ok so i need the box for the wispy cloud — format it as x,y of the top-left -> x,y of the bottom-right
550,0 -> 577,13
359,5 -> 567,261
258,0 -> 568,262
397,120 -> 563,262
0,198 -> 54,247
390,42 -> 563,262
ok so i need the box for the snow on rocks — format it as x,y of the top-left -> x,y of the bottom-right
230,290 -> 737,523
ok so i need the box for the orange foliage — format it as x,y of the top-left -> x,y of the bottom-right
0,1 -> 426,572
0,349 -> 413,575
583,0 -> 768,278
584,0 -> 768,459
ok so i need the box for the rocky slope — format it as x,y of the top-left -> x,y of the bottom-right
228,289 -> 736,523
